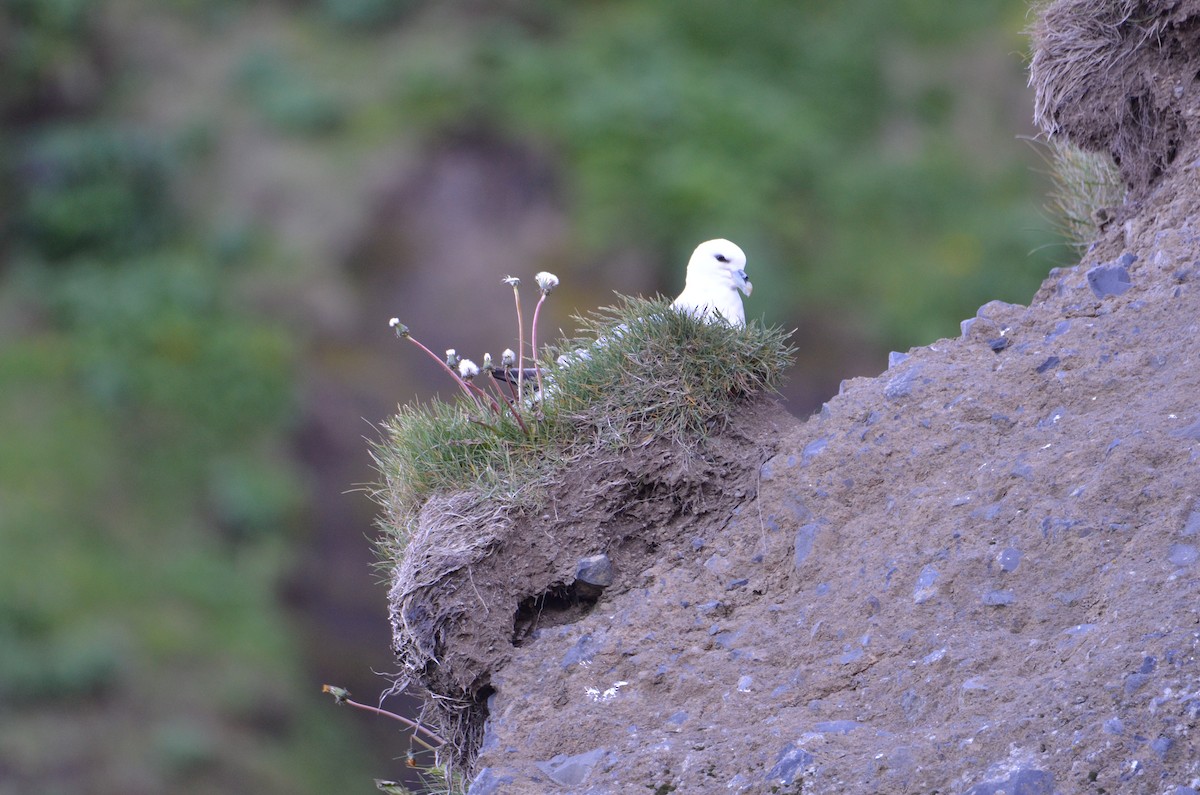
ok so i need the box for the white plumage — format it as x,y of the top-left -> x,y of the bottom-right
670,239 -> 753,327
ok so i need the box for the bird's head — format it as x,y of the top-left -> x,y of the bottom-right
688,239 -> 752,297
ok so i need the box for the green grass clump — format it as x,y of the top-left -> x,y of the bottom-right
1043,138 -> 1124,253
373,296 -> 794,555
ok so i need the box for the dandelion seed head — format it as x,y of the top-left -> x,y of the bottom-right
535,271 -> 560,293
445,349 -> 459,366
458,358 -> 479,380
502,275 -> 520,287
501,348 -> 516,367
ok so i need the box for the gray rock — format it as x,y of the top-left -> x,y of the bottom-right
1170,418 -> 1200,440
1150,735 -> 1173,759
1044,319 -> 1071,340
1168,543 -> 1198,566
801,436 -> 829,466
466,767 -> 515,795
982,589 -> 1014,606
765,743 -> 814,786
813,720 -> 860,734
1086,254 -> 1135,298
884,364 -> 924,400
534,747 -> 607,788
913,565 -> 939,603
963,768 -> 1055,795
1183,505 -> 1200,535
888,351 -> 910,368
793,523 -> 819,569
560,633 -> 600,668
1124,672 -> 1152,694
575,554 -> 615,588
997,547 -> 1022,572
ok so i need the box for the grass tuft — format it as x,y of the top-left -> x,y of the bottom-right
372,296 -> 794,559
1042,138 -> 1124,253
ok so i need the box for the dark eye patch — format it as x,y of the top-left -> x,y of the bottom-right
715,254 -> 730,263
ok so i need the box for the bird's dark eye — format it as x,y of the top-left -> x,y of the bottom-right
715,254 -> 730,263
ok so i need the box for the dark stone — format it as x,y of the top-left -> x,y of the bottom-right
1035,355 -> 1060,373
575,554 -> 615,588
765,743 -> 814,786
988,336 -> 1011,352
725,578 -> 749,590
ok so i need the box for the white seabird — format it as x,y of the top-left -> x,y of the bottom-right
495,238 -> 754,389
670,238 -> 753,327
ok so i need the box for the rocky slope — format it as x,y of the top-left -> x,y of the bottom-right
390,3 -> 1200,792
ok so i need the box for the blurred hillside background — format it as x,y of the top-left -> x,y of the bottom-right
1,0 -> 1068,792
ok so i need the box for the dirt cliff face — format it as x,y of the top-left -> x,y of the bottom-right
458,157 -> 1200,792
391,4 -> 1200,792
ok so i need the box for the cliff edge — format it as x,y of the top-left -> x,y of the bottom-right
387,2 -> 1200,792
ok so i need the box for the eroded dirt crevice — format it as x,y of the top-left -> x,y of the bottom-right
511,582 -> 601,646
387,398 -> 793,768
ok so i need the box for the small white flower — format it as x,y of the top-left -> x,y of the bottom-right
502,275 -> 520,287
535,271 -> 559,294
482,352 -> 493,370
501,349 -> 516,367
445,349 -> 459,366
458,358 -> 479,380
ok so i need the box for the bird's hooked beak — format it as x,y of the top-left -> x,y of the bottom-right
736,269 -> 753,297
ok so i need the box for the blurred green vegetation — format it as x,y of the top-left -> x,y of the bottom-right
0,3 -> 373,793
0,0 -> 1065,792
387,0 -> 1059,345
